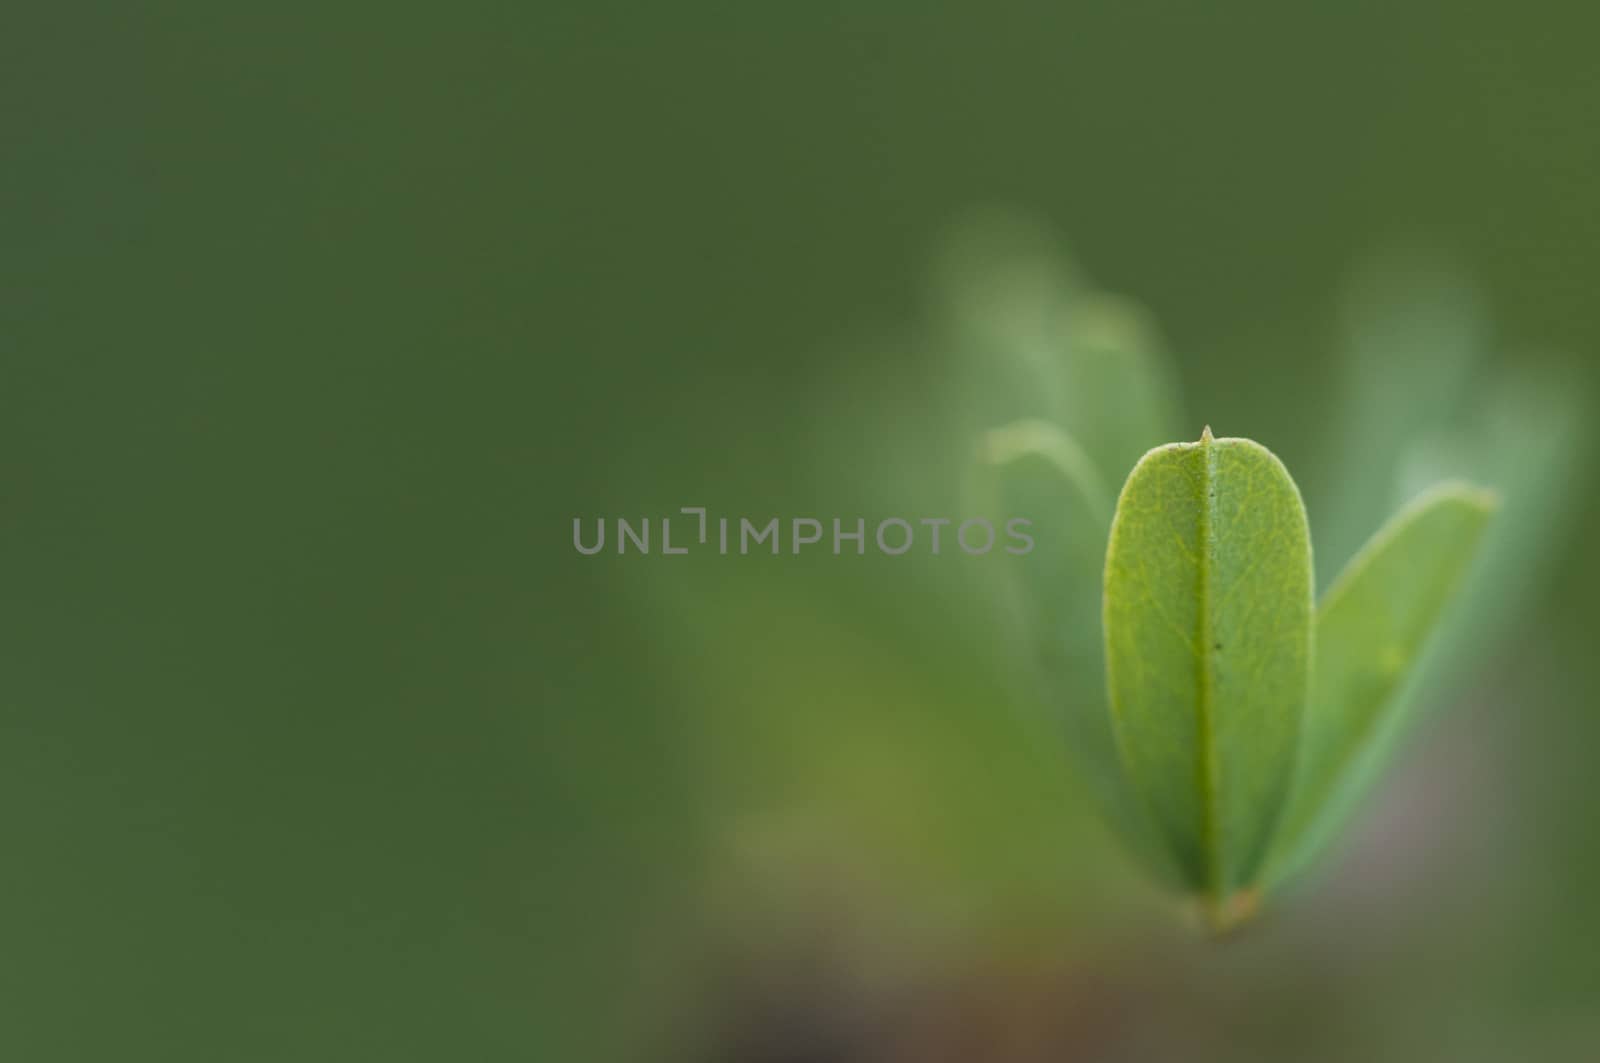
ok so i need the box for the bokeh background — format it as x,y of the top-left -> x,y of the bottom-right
6,5 -> 1600,1060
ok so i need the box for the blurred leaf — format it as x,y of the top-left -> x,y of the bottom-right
977,418 -> 1112,525
1267,483 -> 1496,887
1312,252 -> 1489,587
964,422 -> 1107,717
934,209 -> 1183,475
1399,364 -> 1590,676
934,206 -> 1087,349
968,420 -> 1175,881
1103,431 -> 1313,908
933,208 -> 1082,431
1056,291 -> 1185,486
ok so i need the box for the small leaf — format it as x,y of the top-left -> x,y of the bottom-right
970,421 -> 1178,881
1399,365 -> 1588,699
1267,483 -> 1497,886
1056,291 -> 1184,488
979,418 -> 1112,528
968,422 -> 1108,724
933,210 -> 1183,468
1103,430 -> 1314,903
1309,251 -> 1489,586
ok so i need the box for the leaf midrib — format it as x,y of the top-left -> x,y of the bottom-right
1196,429 -> 1222,895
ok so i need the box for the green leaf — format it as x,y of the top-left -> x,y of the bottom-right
968,422 -> 1109,727
1055,291 -> 1184,490
1396,365 -> 1588,698
933,210 -> 1183,471
1103,430 -> 1314,908
1309,251 -> 1489,587
970,421 -> 1179,881
979,418 -> 1112,529
1267,483 -> 1497,886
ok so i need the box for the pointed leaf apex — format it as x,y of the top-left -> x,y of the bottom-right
1200,424 -> 1215,444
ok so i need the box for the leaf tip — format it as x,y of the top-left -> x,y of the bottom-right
1423,478 -> 1503,518
1200,424 -> 1214,444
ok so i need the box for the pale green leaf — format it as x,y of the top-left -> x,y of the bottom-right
1267,483 -> 1497,886
970,421 -> 1178,882
1310,251 -> 1489,586
966,422 -> 1108,717
1055,291 -> 1184,488
1397,365 -> 1588,697
933,209 -> 1183,471
1103,430 -> 1313,903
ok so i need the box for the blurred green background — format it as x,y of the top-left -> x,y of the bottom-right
6,4 -> 1600,1060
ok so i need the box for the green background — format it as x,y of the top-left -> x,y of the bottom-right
6,5 -> 1599,1060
